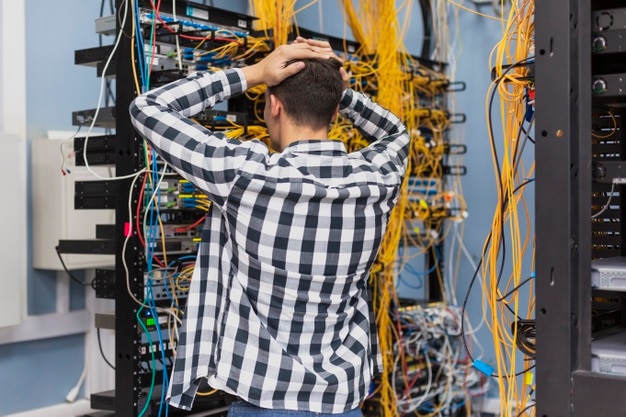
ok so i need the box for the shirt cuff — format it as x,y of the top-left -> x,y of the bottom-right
230,67 -> 248,94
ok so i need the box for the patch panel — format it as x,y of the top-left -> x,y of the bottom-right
407,177 -> 440,198
140,340 -> 177,357
144,279 -> 188,302
137,1 -> 256,33
149,237 -> 201,255
154,193 -> 211,210
144,224 -> 202,239
194,109 -> 249,127
139,7 -> 253,59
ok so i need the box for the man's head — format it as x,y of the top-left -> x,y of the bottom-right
264,57 -> 343,149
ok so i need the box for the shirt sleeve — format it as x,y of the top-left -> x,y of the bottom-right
129,68 -> 259,205
338,88 -> 410,176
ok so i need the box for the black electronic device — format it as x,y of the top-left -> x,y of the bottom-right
593,8 -> 626,33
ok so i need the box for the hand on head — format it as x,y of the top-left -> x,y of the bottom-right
243,37 -> 348,88
258,40 -> 333,86
294,37 -> 350,89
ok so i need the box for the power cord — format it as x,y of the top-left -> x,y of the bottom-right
97,328 -> 116,370
55,245 -> 95,288
65,350 -> 89,403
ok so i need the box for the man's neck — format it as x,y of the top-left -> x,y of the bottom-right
278,123 -> 329,150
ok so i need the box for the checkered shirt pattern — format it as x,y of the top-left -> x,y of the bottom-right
129,68 -> 410,413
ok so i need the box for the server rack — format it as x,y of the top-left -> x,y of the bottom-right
82,2 -> 255,415
536,0 -> 626,415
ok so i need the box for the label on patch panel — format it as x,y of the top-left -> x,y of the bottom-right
186,6 -> 209,21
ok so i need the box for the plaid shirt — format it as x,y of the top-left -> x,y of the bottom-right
130,68 -> 409,413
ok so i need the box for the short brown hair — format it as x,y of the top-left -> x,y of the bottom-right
268,58 -> 343,130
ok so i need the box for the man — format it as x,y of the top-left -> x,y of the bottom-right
130,37 -> 409,416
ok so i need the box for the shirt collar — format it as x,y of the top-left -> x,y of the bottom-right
281,139 -> 347,156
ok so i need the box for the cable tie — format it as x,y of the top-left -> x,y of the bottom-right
525,371 -> 534,385
472,359 -> 494,376
531,272 -> 536,279
124,222 -> 132,237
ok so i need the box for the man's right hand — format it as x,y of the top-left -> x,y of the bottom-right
241,41 -> 333,88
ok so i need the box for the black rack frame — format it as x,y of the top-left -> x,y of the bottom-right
108,1 -> 251,415
535,0 -> 626,415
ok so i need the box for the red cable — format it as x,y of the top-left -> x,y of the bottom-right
135,170 -> 148,248
134,169 -> 166,268
147,0 -> 244,44
174,214 -> 207,232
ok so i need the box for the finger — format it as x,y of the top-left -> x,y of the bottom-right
305,38 -> 332,50
330,51 -> 345,65
279,61 -> 306,79
281,43 -> 331,60
339,67 -> 350,88
303,40 -> 336,59
283,42 -> 327,53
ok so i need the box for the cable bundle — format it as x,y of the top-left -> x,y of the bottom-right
337,1 -> 475,416
393,304 -> 488,415
475,0 -> 536,415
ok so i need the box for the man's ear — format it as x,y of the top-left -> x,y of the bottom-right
269,93 -> 282,118
330,104 -> 339,123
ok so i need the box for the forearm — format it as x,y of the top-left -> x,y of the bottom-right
240,64 -> 264,89
130,68 -> 246,124
338,88 -> 406,142
129,68 -> 252,204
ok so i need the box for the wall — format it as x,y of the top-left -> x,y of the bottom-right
0,1 -> 104,414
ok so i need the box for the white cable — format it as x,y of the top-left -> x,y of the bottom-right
394,306 -> 477,413
449,223 -> 486,362
172,0 -> 184,73
453,218 -> 477,272
591,181 -> 617,219
65,347 -> 89,402
122,222 -> 182,325
446,0 -> 459,79
142,161 -> 172,257
59,125 -> 82,175
318,0 -> 324,34
429,1 -> 438,62
443,332 -> 460,410
82,0 -> 146,181
453,222 -> 487,336
121,169 -> 182,324
411,345 -> 433,411
446,222 -> 459,305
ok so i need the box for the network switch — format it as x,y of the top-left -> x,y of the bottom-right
592,257 -> 626,291
592,329 -> 626,376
